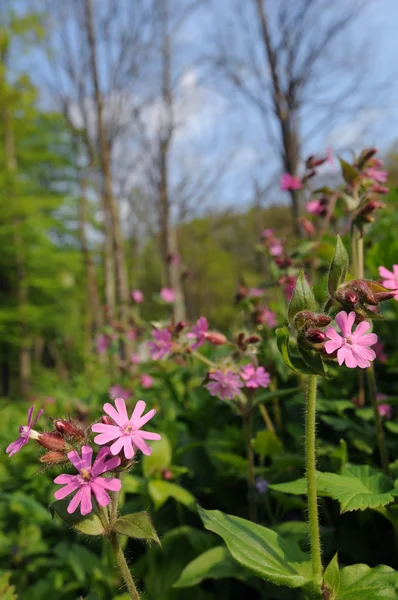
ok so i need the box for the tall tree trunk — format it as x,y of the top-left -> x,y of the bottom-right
159,0 -> 186,322
1,49 -> 31,397
84,0 -> 130,345
254,0 -> 301,236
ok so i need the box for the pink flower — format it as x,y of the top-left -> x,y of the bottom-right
269,241 -> 284,256
364,167 -> 387,183
95,335 -> 109,354
131,352 -> 141,364
240,364 -> 270,389
262,228 -> 274,239
248,288 -> 263,298
167,253 -> 181,266
378,265 -> 398,300
160,287 -> 175,303
187,316 -> 208,350
377,393 -> 392,419
6,405 -> 43,457
205,370 -> 243,400
306,200 -> 324,215
131,289 -> 144,303
108,385 -> 131,401
256,306 -> 277,328
140,374 -> 153,389
324,311 -> 377,368
53,446 -> 121,516
147,328 -> 173,360
374,341 -> 387,363
280,173 -> 303,191
92,398 -> 161,458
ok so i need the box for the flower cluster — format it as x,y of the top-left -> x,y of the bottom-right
205,364 -> 271,401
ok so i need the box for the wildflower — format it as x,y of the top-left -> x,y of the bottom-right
187,316 -> 208,350
269,240 -> 284,257
306,199 -> 324,215
92,398 -> 161,458
140,374 -> 153,389
167,253 -> 181,266
131,289 -> 144,303
147,328 -> 173,360
205,370 -> 243,400
53,446 -> 121,516
299,217 -> 316,237
160,287 -> 175,303
6,406 -> 43,457
374,341 -> 387,363
240,364 -> 270,389
262,228 -> 274,238
363,167 -> 387,183
377,394 -> 392,419
95,335 -> 109,354
378,265 -> 398,300
324,311 -> 377,368
255,476 -> 269,494
109,385 -> 131,401
127,329 -> 136,341
162,469 -> 173,480
280,173 -> 303,191
131,352 -> 141,364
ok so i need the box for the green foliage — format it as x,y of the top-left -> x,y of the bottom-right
113,512 -> 160,544
288,269 -> 315,325
328,235 -> 349,296
173,546 -> 247,588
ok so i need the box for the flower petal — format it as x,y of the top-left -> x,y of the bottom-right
379,266 -> 394,279
66,487 -> 84,513
325,326 -> 342,342
79,485 -> 93,515
132,434 -> 152,455
27,406 -> 35,427
324,339 -> 343,354
103,402 -> 127,427
352,321 -> 370,339
6,437 -> 26,457
92,427 -> 122,446
32,408 -> 44,427
130,400 -> 147,425
92,476 -> 122,492
135,408 -> 157,430
53,474 -> 77,484
110,436 -> 128,457
54,479 -> 81,500
90,481 -> 111,507
134,430 -> 161,441
335,311 -> 355,337
80,446 -> 93,470
123,436 -> 135,459
355,333 -> 378,347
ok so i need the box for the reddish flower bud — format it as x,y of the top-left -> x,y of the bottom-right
306,155 -> 327,169
374,291 -> 397,302
162,469 -> 173,480
37,431 -> 66,451
299,217 -> 316,237
372,184 -> 389,194
306,329 -> 326,344
40,451 -> 68,464
205,331 -> 227,345
274,256 -> 292,268
102,415 -> 114,425
54,419 -> 84,439
245,335 -> 261,344
175,321 -> 185,333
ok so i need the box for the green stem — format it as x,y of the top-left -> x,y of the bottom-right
192,350 -> 216,368
305,374 -> 323,590
110,473 -> 121,525
110,532 -> 140,600
243,401 -> 257,522
367,364 -> 389,475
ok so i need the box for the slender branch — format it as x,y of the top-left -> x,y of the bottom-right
109,533 -> 140,600
110,473 -> 121,525
305,374 -> 323,590
258,404 -> 276,434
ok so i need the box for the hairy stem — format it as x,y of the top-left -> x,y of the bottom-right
258,403 -> 275,434
110,473 -> 121,525
110,533 -> 140,600
243,402 -> 257,522
367,364 -> 389,475
305,374 -> 323,590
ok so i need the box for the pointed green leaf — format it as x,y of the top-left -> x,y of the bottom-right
269,478 -> 307,495
276,326 -> 313,375
148,480 -> 195,511
49,499 -> 105,535
0,573 -> 17,600
328,235 -> 349,296
173,546 -> 247,588
198,506 -> 313,588
113,512 -> 160,545
323,554 -> 340,600
288,269 -> 315,325
299,344 -> 329,378
339,158 -> 359,185
252,430 -> 283,462
337,564 -> 398,599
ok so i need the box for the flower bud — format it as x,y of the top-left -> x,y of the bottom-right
299,217 -> 316,237
40,451 -> 68,464
54,419 -> 84,440
37,431 -> 66,451
372,184 -> 389,194
306,329 -> 326,344
102,415 -> 114,425
374,291 -> 397,302
162,469 -> 173,480
306,155 -> 327,169
205,331 -> 227,345
293,311 -> 331,330
245,335 -> 261,344
175,321 -> 186,334
274,256 -> 292,268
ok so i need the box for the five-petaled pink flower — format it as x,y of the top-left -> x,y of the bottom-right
187,316 -> 208,350
378,265 -> 398,300
6,405 -> 43,457
306,199 -> 324,215
109,385 -> 131,401
140,374 -> 153,389
364,167 -> 387,183
92,398 -> 161,458
131,289 -> 144,303
148,328 -> 173,360
160,287 -> 175,303
53,446 -> 121,516
280,173 -> 303,191
205,370 -> 243,400
324,311 -> 377,368
240,364 -> 271,389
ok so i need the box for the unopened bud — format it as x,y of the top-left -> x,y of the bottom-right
162,469 -> 173,480
101,415 -> 114,425
205,331 -> 227,345
37,431 -> 66,451
175,321 -> 185,333
374,291 -> 397,302
274,256 -> 292,268
299,217 -> 316,237
40,451 -> 68,464
306,329 -> 326,344
306,155 -> 327,169
245,335 -> 261,344
372,184 -> 389,194
55,419 -> 84,439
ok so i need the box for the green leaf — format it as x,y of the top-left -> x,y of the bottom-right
142,434 -> 172,478
49,499 -> 105,535
122,474 -> 146,494
323,554 -> 340,600
276,326 -> 313,375
113,512 -> 160,545
269,479 -> 307,495
288,269 -> 315,325
337,564 -> 398,599
252,430 -> 283,462
0,572 -> 17,600
198,506 -> 313,588
339,158 -> 359,185
328,235 -> 349,296
299,343 -> 329,378
173,546 -> 247,588
148,480 -> 195,510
